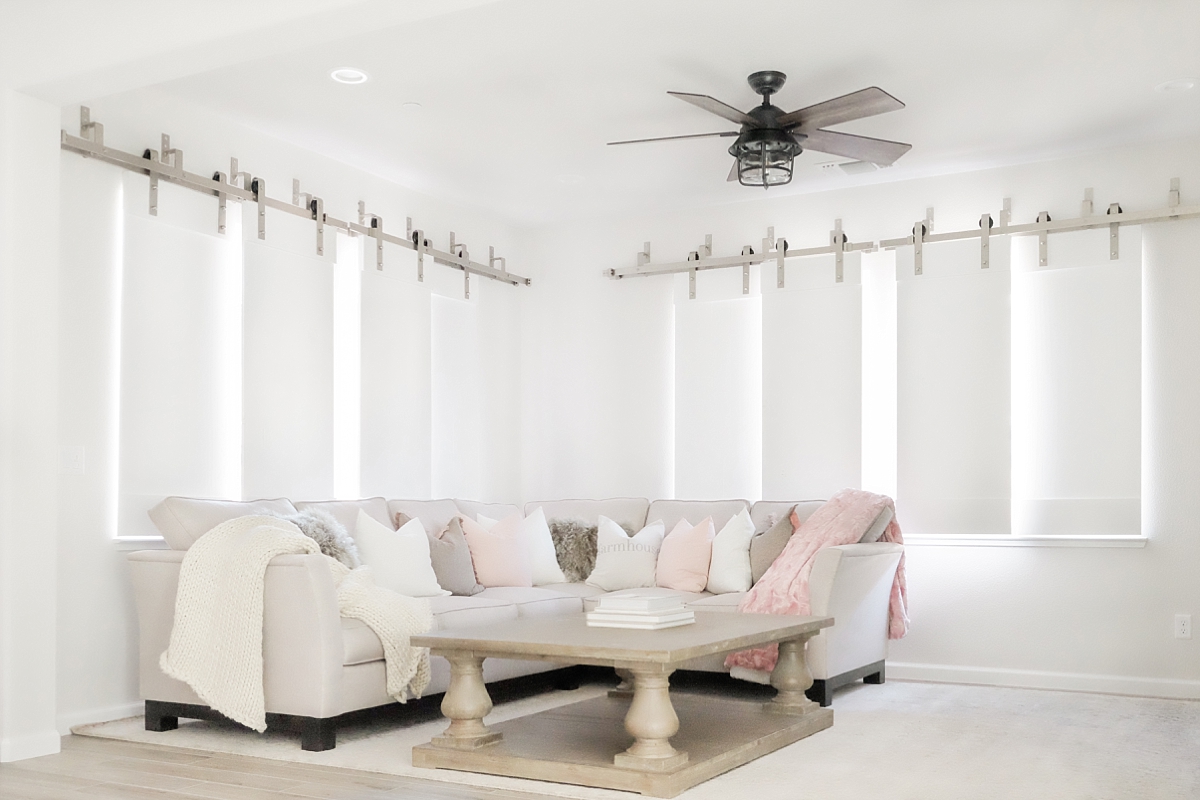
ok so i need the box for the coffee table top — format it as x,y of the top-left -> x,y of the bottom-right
411,611 -> 832,668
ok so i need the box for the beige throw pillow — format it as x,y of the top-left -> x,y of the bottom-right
749,507 -> 796,585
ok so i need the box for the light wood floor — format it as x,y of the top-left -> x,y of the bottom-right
0,734 -> 552,800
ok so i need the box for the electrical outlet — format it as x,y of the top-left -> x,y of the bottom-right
59,445 -> 85,474
1175,614 -> 1192,640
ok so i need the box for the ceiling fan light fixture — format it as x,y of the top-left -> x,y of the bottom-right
729,128 -> 802,187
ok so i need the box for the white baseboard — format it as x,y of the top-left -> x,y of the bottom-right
0,730 -> 61,762
888,661 -> 1200,699
56,700 -> 144,736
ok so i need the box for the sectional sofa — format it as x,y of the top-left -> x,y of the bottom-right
129,495 -> 904,751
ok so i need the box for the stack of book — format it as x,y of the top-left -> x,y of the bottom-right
586,592 -> 695,630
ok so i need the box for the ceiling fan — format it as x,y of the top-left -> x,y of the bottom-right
608,70 -> 911,188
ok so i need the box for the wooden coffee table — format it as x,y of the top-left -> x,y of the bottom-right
411,610 -> 834,798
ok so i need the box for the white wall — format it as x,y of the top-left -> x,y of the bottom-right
51,88 -> 525,734
0,88 -> 62,760
520,135 -> 1200,696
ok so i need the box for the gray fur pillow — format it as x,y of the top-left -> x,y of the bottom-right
549,518 -> 635,583
271,509 -> 361,569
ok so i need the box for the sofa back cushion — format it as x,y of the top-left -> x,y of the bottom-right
455,499 -> 521,522
647,499 -> 749,534
294,498 -> 393,536
148,496 -> 298,550
750,500 -> 824,533
387,499 -> 462,537
524,498 -> 648,532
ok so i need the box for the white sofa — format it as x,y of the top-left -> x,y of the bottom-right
129,495 -> 903,751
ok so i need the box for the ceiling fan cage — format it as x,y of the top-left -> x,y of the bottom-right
729,128 -> 802,187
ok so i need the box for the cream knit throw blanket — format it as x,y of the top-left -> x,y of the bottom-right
160,515 -> 432,733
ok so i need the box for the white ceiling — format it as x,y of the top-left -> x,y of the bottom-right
22,0 -> 1200,225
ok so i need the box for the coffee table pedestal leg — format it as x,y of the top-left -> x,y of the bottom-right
609,668 -> 634,698
613,667 -> 689,772
432,653 -> 502,750
766,635 -> 820,716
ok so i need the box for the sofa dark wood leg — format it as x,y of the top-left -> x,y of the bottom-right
144,700 -> 179,732
864,663 -> 886,684
805,679 -> 834,707
299,717 -> 336,752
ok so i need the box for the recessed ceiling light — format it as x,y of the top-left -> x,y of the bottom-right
330,67 -> 369,85
1155,78 -> 1196,93
400,101 -> 423,112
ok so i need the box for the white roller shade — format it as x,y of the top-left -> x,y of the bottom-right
1011,229 -> 1141,536
241,208 -> 334,500
762,253 -> 862,501
674,268 -> 761,501
360,248 -> 432,499
118,177 -> 242,535
896,237 -> 1010,535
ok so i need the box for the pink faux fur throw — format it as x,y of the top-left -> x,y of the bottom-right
725,489 -> 909,673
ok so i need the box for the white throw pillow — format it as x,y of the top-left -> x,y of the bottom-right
586,516 -> 665,591
479,510 -> 565,585
706,507 -> 756,594
352,509 -> 449,597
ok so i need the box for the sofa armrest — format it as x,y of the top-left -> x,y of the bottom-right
806,542 -> 903,680
127,550 -> 345,719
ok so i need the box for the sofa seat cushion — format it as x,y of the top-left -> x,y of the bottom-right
583,586 -> 712,613
429,595 -> 519,631
476,587 -> 582,618
538,582 -> 607,601
342,596 -> 520,665
687,592 -> 745,613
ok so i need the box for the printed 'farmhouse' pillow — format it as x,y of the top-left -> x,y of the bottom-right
478,507 -> 566,586
353,510 -> 449,597
586,516 -> 665,592
706,507 -> 757,594
429,517 -> 484,596
460,513 -> 533,588
656,517 -> 715,592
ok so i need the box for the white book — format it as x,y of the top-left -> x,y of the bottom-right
595,593 -> 685,614
586,609 -> 695,626
586,614 -> 695,631
587,605 -> 689,618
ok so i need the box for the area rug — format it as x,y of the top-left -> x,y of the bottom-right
73,679 -> 1200,799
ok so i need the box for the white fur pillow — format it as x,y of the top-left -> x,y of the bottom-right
706,507 -> 756,594
352,510 -> 449,597
586,516 -> 665,591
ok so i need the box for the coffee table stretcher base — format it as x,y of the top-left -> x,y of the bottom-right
412,693 -> 833,798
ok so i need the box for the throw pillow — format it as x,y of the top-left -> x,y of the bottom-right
352,510 -> 449,597
460,513 -> 533,588
480,508 -> 566,586
269,508 -> 361,569
428,517 -> 484,596
656,517 -> 715,592
548,519 -> 599,582
586,516 -> 665,591
394,510 -> 413,529
749,507 -> 796,585
706,507 -> 757,594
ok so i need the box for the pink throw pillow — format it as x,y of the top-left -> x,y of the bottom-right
459,513 -> 533,588
656,517 -> 715,592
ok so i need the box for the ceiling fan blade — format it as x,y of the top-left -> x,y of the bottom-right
607,130 -> 739,146
727,161 -> 738,182
801,129 -> 912,165
667,91 -> 758,126
778,87 -> 904,131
